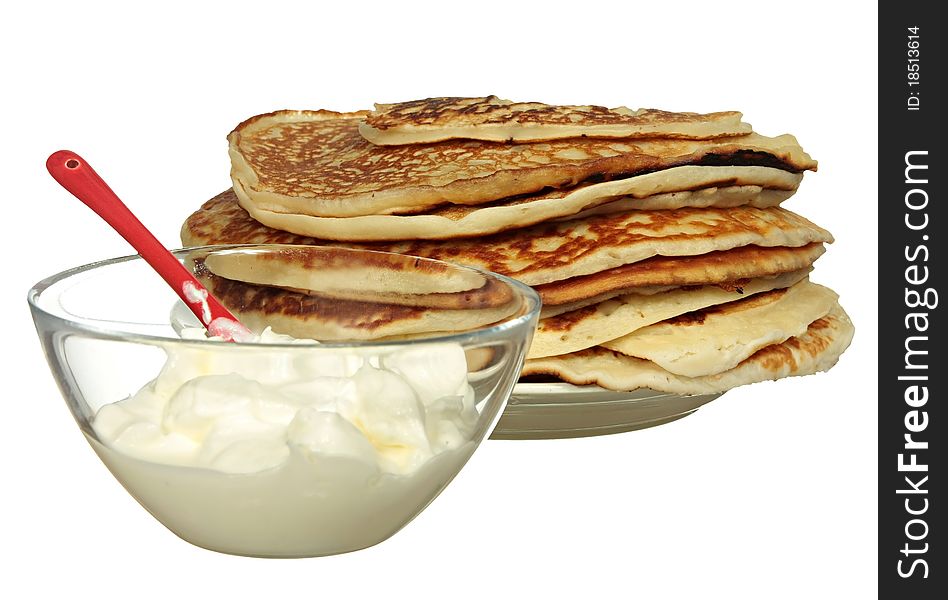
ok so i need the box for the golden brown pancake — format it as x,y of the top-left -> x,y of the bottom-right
521,301 -> 854,394
199,245 -> 514,309
182,191 -> 833,287
190,257 -> 518,341
359,96 -> 753,144
528,270 -> 809,358
200,245 -> 518,310
234,165 -> 802,242
229,110 -> 816,217
535,243 -> 826,310
601,280 -> 838,376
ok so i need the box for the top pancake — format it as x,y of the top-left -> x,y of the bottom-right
359,96 -> 753,145
229,110 -> 816,218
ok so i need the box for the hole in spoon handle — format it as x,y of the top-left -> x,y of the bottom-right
46,150 -> 131,223
45,150 -> 251,341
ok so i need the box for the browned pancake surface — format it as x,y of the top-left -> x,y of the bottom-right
200,246 -> 514,310
535,243 -> 826,306
521,303 -> 854,393
231,110 -> 816,217
183,190 -> 832,287
190,257 -> 517,340
193,258 -> 429,331
365,96 -> 749,136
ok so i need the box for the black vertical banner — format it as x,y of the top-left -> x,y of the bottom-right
879,1 -> 942,596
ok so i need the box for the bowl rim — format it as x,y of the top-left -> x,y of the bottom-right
28,243 -> 541,349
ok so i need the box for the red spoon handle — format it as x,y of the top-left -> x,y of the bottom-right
46,150 -> 248,338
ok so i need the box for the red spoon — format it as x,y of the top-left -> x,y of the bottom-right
46,150 -> 254,342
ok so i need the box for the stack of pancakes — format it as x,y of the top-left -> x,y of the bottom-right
181,96 -> 853,394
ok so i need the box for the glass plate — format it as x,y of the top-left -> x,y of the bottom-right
490,383 -> 725,440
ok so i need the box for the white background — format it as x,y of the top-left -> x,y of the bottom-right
3,2 -> 877,598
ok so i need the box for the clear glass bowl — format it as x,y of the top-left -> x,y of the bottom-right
28,245 -> 539,558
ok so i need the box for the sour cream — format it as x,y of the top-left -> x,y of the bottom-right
88,329 -> 480,556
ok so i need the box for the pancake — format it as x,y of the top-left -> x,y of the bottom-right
233,165 -> 802,241
199,245 -> 513,309
528,270 -> 809,359
182,192 -> 833,287
558,186 -> 794,222
536,243 -> 826,314
189,257 -> 518,341
521,302 -> 854,394
229,109 -> 816,217
601,280 -> 839,376
359,96 -> 752,144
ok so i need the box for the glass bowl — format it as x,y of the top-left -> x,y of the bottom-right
28,244 -> 539,558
